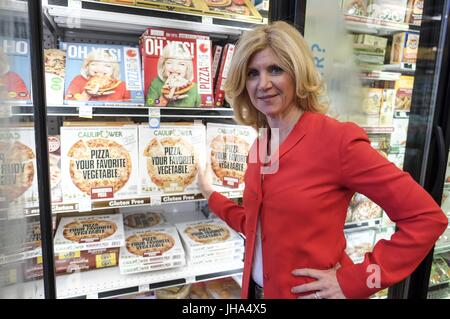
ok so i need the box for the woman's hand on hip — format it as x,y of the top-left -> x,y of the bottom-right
197,160 -> 214,201
291,264 -> 346,299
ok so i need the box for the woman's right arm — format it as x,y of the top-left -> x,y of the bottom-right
198,163 -> 246,234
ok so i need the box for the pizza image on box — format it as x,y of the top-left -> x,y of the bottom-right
203,0 -> 263,21
54,214 -> 125,253
63,219 -> 118,243
123,211 -> 166,229
62,42 -> 144,106
184,222 -> 230,244
0,128 -> 38,206
126,230 -> 175,257
139,124 -> 206,194
207,123 -> 256,189
61,126 -> 139,201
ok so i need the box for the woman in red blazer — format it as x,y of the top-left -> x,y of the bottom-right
198,21 -> 448,299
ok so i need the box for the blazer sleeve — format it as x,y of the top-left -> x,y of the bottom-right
208,191 -> 246,235
335,122 -> 448,299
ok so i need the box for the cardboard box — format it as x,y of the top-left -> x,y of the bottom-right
368,0 -> 408,23
202,0 -> 263,23
54,214 -> 125,253
214,43 -> 234,107
44,49 -> 66,106
0,127 -> 38,207
135,0 -> 207,14
121,209 -> 167,230
206,122 -> 256,189
139,124 -> 206,195
406,0 -> 423,25
394,75 -> 414,110
61,42 -> 144,106
60,125 -> 139,202
0,38 -> 32,104
390,32 -> 419,64
48,135 -> 63,203
140,34 -> 214,107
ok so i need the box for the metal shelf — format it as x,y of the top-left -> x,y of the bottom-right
20,189 -> 243,217
11,105 -> 235,119
45,0 -> 262,37
0,260 -> 243,299
434,243 -> 450,255
344,14 -> 414,36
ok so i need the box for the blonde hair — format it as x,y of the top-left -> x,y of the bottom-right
157,42 -> 194,82
224,21 -> 328,129
81,49 -> 120,79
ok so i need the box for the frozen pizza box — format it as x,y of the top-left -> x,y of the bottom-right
390,118 -> 409,147
390,32 -> 419,64
119,225 -> 185,267
138,124 -> 206,195
206,123 -> 256,189
135,0 -> 208,14
61,42 -> 144,106
54,214 -> 125,253
100,0 -> 137,5
121,209 -> 168,230
44,49 -> 66,106
214,43 -> 234,107
211,45 -> 223,92
201,0 -> 263,23
0,127 -> 38,207
187,253 -> 243,266
368,0 -> 408,23
406,0 -> 423,25
348,193 -> 383,223
0,37 -> 32,105
187,245 -> 244,261
60,125 -> 139,202
175,219 -> 244,254
141,27 -> 210,40
140,34 -> 214,107
48,135 -> 63,203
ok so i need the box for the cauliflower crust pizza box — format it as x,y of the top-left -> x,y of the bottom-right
207,123 -> 256,189
54,214 -> 125,253
135,0 -> 208,14
202,0 -> 263,23
0,37 -> 32,105
175,219 -> 244,255
187,254 -> 243,266
61,42 -> 144,106
119,259 -> 186,275
140,34 -> 214,107
119,225 -> 185,268
121,209 -> 167,230
187,245 -> 244,260
0,127 -> 38,207
138,124 -> 206,195
60,125 -> 139,202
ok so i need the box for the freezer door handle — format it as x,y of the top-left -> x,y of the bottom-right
431,125 -> 446,198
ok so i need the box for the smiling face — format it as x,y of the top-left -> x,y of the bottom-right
87,61 -> 115,77
245,47 -> 296,120
164,58 -> 188,79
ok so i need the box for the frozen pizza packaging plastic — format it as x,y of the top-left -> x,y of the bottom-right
140,32 -> 214,107
175,219 -> 244,256
61,42 -> 144,106
60,125 -> 139,202
0,127 -> 38,207
207,123 -> 256,189
54,214 -> 125,253
139,124 -> 206,195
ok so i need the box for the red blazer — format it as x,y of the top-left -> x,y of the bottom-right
208,111 -> 448,299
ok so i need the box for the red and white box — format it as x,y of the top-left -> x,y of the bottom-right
211,45 -> 223,92
140,32 -> 214,108
214,43 -> 235,107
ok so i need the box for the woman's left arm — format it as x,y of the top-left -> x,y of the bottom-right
293,122 -> 448,299
336,123 -> 447,298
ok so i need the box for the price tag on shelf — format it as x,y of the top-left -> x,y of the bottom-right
202,17 -> 213,25
68,0 -> 82,9
138,284 -> 149,293
149,108 -> 160,128
79,105 -> 93,119
78,199 -> 92,212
